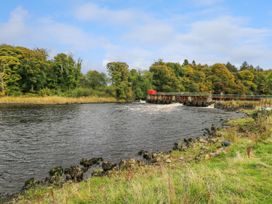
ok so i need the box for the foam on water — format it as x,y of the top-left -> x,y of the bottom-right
127,103 -> 183,113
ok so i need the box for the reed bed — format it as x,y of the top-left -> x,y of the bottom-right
215,99 -> 272,110
0,96 -> 118,105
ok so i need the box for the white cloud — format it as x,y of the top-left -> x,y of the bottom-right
104,46 -> 153,69
74,2 -> 145,25
0,7 -> 29,43
159,16 -> 272,66
124,21 -> 175,45
0,6 -> 115,72
38,18 -> 109,51
118,15 -> 272,68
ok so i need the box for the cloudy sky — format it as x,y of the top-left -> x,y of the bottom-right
0,0 -> 272,72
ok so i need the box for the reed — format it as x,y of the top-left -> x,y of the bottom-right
215,99 -> 272,111
0,96 -> 118,105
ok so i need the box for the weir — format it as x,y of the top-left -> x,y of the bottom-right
146,91 -> 269,107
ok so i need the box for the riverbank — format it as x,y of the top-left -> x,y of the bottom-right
7,108 -> 272,204
214,99 -> 272,111
0,96 -> 119,105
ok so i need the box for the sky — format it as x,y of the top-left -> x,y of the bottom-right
0,0 -> 272,72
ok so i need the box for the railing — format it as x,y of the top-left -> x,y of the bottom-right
152,92 -> 272,100
156,92 -> 211,96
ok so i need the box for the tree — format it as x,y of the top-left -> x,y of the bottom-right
209,63 -> 237,94
18,48 -> 49,92
182,59 -> 189,66
238,69 -> 256,94
83,70 -> 107,89
0,56 -> 21,95
240,61 -> 249,70
107,62 -> 132,101
51,53 -> 81,91
150,61 -> 182,92
226,62 -> 238,73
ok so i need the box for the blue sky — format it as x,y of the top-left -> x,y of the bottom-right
0,0 -> 272,72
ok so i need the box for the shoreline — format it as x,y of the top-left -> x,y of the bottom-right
0,107 -> 235,201
2,106 -> 272,203
0,96 -> 121,105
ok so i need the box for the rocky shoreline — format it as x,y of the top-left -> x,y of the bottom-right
0,118 -> 236,204
1,103 -> 250,203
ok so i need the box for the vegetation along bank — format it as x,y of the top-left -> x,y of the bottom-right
1,45 -> 272,104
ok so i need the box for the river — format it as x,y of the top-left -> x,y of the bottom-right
0,103 -> 242,194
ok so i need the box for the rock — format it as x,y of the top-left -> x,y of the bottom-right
91,168 -> 104,177
138,150 -> 148,156
180,144 -> 188,151
179,157 -> 184,161
208,138 -> 218,143
209,152 -> 219,157
205,154 -> 210,160
48,174 -> 65,184
152,157 -> 161,163
80,157 -> 103,168
165,159 -> 172,163
184,138 -> 194,147
48,166 -> 65,184
64,165 -> 84,182
102,161 -> 116,172
199,138 -> 207,143
138,150 -> 154,161
49,166 -> 64,177
23,178 -> 39,190
204,124 -> 217,137
173,142 -> 180,150
222,140 -> 231,147
173,142 -> 187,151
119,159 -> 138,170
143,152 -> 153,161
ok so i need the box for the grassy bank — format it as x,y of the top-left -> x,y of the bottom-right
0,96 -> 119,105
10,109 -> 272,204
215,99 -> 272,110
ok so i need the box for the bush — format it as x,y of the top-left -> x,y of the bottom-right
64,87 -> 115,98
38,88 -> 55,96
66,87 -> 95,97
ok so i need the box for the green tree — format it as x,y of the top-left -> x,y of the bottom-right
82,70 -> 107,89
150,61 -> 182,92
107,62 -> 132,101
51,53 -> 81,91
0,56 -> 21,95
18,48 -> 49,93
238,69 -> 256,94
208,63 -> 238,94
226,62 -> 238,73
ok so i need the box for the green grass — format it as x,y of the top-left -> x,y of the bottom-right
226,117 -> 255,127
11,111 -> 272,204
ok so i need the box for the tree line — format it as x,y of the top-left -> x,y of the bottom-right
1,45 -> 272,100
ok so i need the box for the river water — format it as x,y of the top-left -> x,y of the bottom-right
0,103 -> 242,194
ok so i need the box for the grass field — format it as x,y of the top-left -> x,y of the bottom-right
10,109 -> 272,204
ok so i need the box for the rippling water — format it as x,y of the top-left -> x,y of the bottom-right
0,103 -> 242,193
